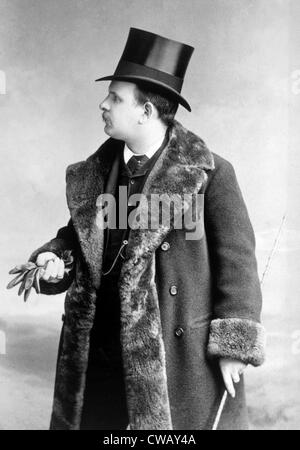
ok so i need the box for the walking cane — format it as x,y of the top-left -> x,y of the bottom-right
211,214 -> 286,430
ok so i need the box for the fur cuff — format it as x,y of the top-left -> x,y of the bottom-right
207,318 -> 266,366
28,238 -> 69,263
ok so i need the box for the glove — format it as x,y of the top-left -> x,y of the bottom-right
6,250 -> 74,302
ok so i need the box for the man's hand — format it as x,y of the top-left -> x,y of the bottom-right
36,252 -> 65,284
219,358 -> 247,398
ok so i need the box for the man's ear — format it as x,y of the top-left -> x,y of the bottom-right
139,101 -> 154,124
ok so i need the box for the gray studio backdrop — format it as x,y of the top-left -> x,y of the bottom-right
0,0 -> 299,429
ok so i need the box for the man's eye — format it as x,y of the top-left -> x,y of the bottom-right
110,94 -> 120,103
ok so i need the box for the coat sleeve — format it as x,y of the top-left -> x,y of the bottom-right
27,218 -> 77,295
204,156 -> 265,367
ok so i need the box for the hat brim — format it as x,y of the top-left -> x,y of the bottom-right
95,75 -> 192,112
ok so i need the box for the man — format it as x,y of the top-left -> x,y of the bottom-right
28,28 -> 265,430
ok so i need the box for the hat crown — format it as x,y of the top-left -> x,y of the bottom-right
120,28 -> 194,79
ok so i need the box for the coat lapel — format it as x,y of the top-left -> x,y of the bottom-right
65,138 -> 123,288
125,120 -> 214,261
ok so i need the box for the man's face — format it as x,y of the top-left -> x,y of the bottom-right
100,81 -> 143,140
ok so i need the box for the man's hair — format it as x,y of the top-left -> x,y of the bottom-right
134,84 -> 178,126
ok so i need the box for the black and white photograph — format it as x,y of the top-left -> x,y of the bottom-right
0,0 -> 299,434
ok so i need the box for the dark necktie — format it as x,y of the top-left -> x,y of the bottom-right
126,154 -> 149,175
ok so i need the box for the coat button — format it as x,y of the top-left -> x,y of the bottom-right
161,242 -> 170,251
174,327 -> 184,338
169,285 -> 178,296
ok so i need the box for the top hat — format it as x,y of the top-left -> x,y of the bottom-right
95,28 -> 194,111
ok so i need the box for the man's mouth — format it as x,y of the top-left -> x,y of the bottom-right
102,115 -> 112,126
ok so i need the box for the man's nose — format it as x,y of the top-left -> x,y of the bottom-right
100,96 -> 109,111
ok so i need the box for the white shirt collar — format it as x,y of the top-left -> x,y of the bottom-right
123,135 -> 166,164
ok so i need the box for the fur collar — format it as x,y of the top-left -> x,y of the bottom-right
66,120 -> 214,289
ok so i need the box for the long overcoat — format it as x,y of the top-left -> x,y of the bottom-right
29,120 -> 265,430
